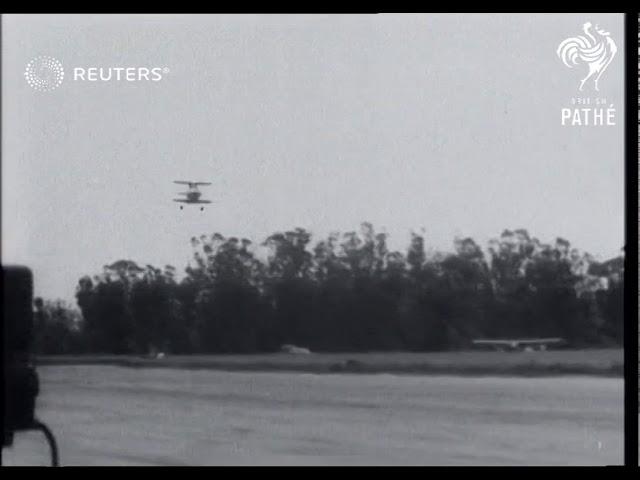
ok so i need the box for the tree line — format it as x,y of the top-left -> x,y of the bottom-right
33,225 -> 624,355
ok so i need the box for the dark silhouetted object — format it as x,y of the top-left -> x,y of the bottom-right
3,265 -> 38,446
3,265 -> 58,466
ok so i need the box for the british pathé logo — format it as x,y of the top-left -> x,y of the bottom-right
557,22 -> 617,92
556,22 -> 618,127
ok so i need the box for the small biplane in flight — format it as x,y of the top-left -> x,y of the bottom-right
173,181 -> 212,210
471,338 -> 565,352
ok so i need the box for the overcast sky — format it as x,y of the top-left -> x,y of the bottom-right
2,13 -> 625,303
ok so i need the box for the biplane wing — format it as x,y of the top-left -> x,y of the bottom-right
173,199 -> 213,204
173,180 -> 211,186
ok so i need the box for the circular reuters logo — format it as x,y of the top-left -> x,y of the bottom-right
24,56 -> 64,91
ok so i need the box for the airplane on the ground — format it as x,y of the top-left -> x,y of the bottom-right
471,338 -> 565,352
173,181 -> 212,210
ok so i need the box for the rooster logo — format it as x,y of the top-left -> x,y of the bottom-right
556,22 -> 617,91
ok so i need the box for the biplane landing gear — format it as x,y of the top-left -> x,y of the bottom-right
200,207 -> 204,211
180,206 -> 183,210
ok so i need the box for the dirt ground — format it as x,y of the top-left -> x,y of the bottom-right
2,365 -> 623,466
